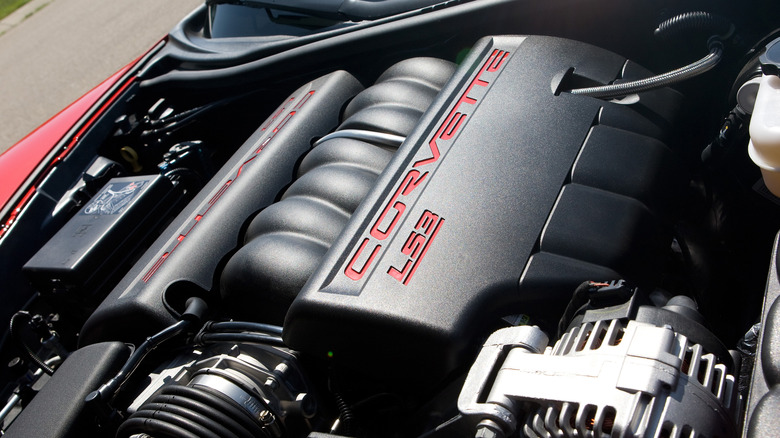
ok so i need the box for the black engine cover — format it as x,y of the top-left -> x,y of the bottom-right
284,36 -> 685,382
79,71 -> 363,346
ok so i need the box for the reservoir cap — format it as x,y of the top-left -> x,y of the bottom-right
760,37 -> 780,76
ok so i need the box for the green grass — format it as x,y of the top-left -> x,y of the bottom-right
0,0 -> 32,21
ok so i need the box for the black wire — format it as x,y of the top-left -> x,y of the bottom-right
416,414 -> 465,438
163,167 -> 206,187
142,92 -> 254,137
0,293 -> 38,358
95,319 -> 192,403
557,282 -> 597,339
147,105 -> 205,127
9,311 -> 54,375
333,392 -> 355,436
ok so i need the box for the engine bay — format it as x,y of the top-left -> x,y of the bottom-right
2,0 -> 780,436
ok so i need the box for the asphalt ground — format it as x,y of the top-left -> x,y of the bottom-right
0,0 -> 202,155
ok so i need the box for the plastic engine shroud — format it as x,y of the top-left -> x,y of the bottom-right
284,35 -> 686,383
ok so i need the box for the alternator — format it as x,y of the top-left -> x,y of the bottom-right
459,306 -> 740,437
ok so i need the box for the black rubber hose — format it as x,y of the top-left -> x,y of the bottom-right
118,417 -> 201,438
570,10 -> 732,99
206,321 -> 283,336
91,297 -> 207,404
94,319 -> 191,402
118,384 -> 268,438
163,167 -> 206,188
8,312 -> 54,375
198,332 -> 285,346
131,409 -> 222,438
165,385 -> 267,437
143,396 -> 254,438
654,11 -> 734,42
136,403 -> 241,438
570,40 -> 723,99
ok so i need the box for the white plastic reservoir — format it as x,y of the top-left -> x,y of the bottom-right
749,74 -> 780,197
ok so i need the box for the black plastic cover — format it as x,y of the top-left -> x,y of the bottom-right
284,35 -> 684,383
748,387 -> 780,437
745,232 -> 780,436
79,71 -> 363,346
220,57 -> 456,323
23,175 -> 172,298
4,342 -> 129,438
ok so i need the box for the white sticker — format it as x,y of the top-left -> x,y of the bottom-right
82,180 -> 147,215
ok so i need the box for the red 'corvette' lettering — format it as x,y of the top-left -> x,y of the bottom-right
144,89 -> 315,283
370,170 -> 427,240
345,238 -> 382,281
343,48 -> 510,284
413,49 -> 508,169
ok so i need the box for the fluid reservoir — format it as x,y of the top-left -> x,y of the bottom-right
749,38 -> 780,196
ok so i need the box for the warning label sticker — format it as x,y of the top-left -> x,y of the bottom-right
82,180 -> 147,215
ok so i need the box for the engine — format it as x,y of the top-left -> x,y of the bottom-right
284,35 -> 685,384
3,2 -> 780,437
